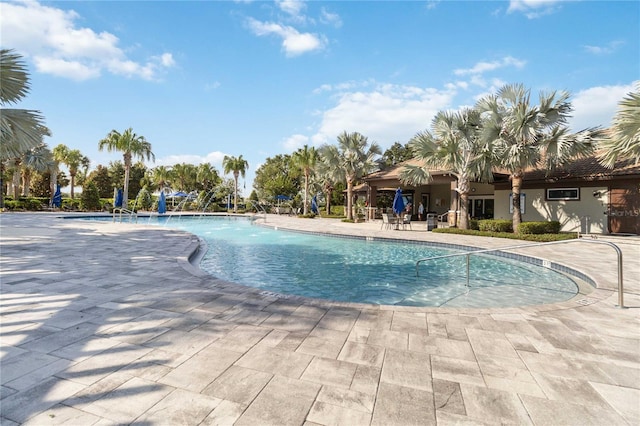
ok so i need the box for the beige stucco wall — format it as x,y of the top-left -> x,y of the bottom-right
416,184 -> 451,215
494,186 -> 609,233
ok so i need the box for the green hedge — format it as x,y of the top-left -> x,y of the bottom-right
432,227 -> 577,242
518,221 -> 561,234
478,219 -> 513,233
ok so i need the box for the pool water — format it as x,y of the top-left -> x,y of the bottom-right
146,216 -> 580,308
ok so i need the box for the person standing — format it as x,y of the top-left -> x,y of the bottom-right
418,201 -> 424,221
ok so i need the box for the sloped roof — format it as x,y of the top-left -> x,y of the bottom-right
521,155 -> 640,183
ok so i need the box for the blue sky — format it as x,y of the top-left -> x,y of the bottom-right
2,0 -> 638,193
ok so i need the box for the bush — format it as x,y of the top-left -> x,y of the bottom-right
468,219 -> 480,230
518,221 -> 561,234
81,182 -> 101,211
432,227 -> 577,242
478,219 -> 513,233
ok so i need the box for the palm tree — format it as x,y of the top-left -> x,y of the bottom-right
1,49 -> 50,207
599,84 -> 640,168
401,108 -> 495,230
151,165 -> 173,191
316,148 -> 344,216
52,144 -> 89,199
291,145 -> 318,215
196,162 -> 221,192
320,131 -> 381,221
476,83 -> 600,232
222,155 -> 248,213
98,128 -> 154,208
20,144 -> 54,197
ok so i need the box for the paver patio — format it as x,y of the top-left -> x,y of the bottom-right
1,212 -> 638,425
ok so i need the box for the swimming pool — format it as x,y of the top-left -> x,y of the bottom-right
110,215 -> 583,308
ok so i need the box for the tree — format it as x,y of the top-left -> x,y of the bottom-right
598,84 -> 640,167
86,165 -> 114,198
196,163 -> 221,192
0,49 -> 50,207
320,131 -> 381,221
401,109 -> 495,230
382,142 -> 413,168
222,155 -> 248,213
98,128 -> 154,208
172,163 -> 197,191
253,154 -> 299,201
151,165 -> 172,191
52,144 -> 89,199
20,143 -> 54,197
476,83 -> 602,232
81,181 -> 101,211
291,145 -> 318,215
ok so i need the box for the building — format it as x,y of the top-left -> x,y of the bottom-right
361,156 -> 640,234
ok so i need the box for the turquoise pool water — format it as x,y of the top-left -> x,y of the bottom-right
113,215 -> 581,308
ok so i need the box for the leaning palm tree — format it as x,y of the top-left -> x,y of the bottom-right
476,83 -> 601,232
291,145 -> 318,215
401,108 -> 495,230
98,128 -> 154,208
222,155 -> 249,213
598,84 -> 640,168
320,131 -> 381,221
1,49 -> 50,207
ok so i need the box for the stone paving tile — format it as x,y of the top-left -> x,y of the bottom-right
235,376 -> 321,426
22,403 -> 103,425
409,334 -> 476,361
432,378 -> 465,416
135,388 -> 222,425
337,341 -> 385,367
202,365 -> 272,405
144,328 -> 214,356
466,327 -> 520,358
201,399 -> 247,425
380,348 -> 432,391
236,344 -> 314,379
459,383 -> 532,425
431,355 -> 485,387
307,401 -> 372,426
301,357 -> 358,389
590,381 -> 640,424
350,365 -> 381,396
520,393 -> 628,425
371,382 -> 435,425
366,328 -> 408,350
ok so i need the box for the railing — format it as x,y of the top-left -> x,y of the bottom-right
112,208 -> 137,223
415,238 -> 625,308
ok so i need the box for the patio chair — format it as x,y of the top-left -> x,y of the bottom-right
381,213 -> 393,230
401,213 -> 412,230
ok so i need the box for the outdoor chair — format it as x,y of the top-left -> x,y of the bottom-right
401,213 -> 412,230
381,213 -> 393,230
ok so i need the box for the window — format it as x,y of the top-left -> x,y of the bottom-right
547,188 -> 579,201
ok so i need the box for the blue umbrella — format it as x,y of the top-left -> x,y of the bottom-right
114,189 -> 123,207
311,195 -> 318,214
392,188 -> 405,215
170,191 -> 188,198
275,195 -> 292,201
52,184 -> 62,208
158,191 -> 166,214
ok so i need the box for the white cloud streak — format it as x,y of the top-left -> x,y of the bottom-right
0,0 -> 175,81
507,0 -> 562,18
568,83 -> 636,131
246,17 -> 326,56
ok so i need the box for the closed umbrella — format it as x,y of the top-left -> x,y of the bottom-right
114,189 -> 123,208
158,191 -> 166,214
52,185 -> 62,208
392,188 -> 405,215
311,195 -> 318,215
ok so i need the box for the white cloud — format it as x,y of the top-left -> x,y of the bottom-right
320,8 -> 342,28
0,0 -> 175,81
568,83 -> 636,131
307,82 -> 456,147
282,134 -> 309,151
507,0 -> 561,18
583,40 -> 624,55
277,0 -> 306,18
246,18 -> 326,56
454,56 -> 526,77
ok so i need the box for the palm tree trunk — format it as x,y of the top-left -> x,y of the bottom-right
303,173 -> 309,215
12,169 -> 20,199
325,188 -> 332,215
346,178 -> 353,220
511,174 -> 523,233
70,173 -> 76,199
49,169 -> 57,206
458,175 -> 470,230
21,169 -> 31,197
233,171 -> 239,213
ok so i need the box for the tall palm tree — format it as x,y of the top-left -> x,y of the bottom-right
222,155 -> 249,213
320,131 -> 381,221
151,165 -> 173,191
316,147 -> 344,216
476,83 -> 600,232
196,162 -> 221,192
52,144 -> 89,199
401,108 -> 495,230
599,84 -> 640,168
98,128 -> 154,208
291,145 -> 318,215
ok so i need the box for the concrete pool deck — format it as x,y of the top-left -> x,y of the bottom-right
1,212 -> 638,425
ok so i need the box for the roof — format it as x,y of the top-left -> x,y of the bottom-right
521,155 -> 640,183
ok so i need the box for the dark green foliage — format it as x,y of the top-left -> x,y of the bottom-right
469,219 -> 480,230
86,165 -> 113,198
81,181 -> 101,211
478,219 -> 513,233
518,221 -> 562,234
134,187 -> 153,210
29,171 -> 51,198
432,227 -> 577,242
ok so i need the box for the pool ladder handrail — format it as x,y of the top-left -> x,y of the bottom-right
415,238 -> 625,308
112,208 -> 138,223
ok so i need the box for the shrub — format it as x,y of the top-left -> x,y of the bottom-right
518,221 -> 561,234
478,219 -> 512,233
432,227 -> 577,242
81,182 -> 101,211
468,219 -> 480,230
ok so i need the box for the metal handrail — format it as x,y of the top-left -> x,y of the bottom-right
415,238 -> 625,308
112,208 -> 137,223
